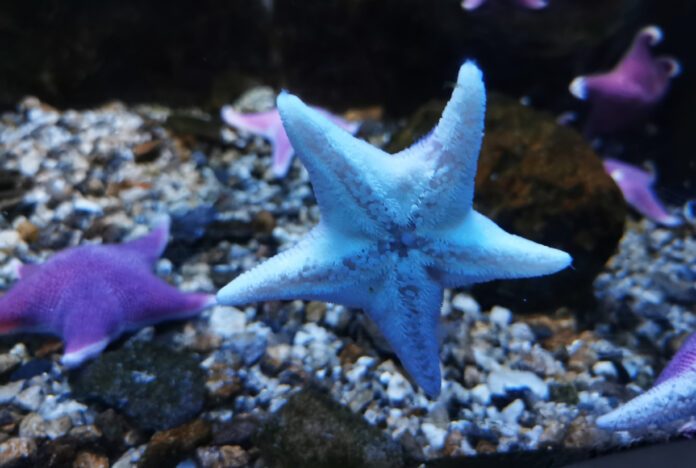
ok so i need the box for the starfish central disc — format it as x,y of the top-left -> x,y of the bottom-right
217,61 -> 572,397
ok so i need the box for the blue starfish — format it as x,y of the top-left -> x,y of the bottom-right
217,61 -> 572,397
0,218 -> 216,367
597,332 -> 696,430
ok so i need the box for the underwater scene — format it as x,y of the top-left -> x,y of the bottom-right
0,1 -> 695,467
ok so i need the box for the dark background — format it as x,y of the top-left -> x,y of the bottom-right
1,0 -> 694,198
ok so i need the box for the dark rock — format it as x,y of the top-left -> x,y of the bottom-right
257,390 -> 404,468
71,341 -> 206,431
138,419 -> 212,468
10,359 -> 53,382
388,95 -> 626,311
549,382 -> 580,406
0,170 -> 32,220
170,203 -> 217,243
94,409 -> 134,451
212,414 -> 259,447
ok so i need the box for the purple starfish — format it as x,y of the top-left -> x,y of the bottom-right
597,332 -> 696,430
603,158 -> 681,226
0,218 -> 216,367
462,0 -> 548,10
569,26 -> 680,137
221,105 -> 360,178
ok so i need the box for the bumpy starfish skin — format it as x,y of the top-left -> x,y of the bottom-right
462,0 -> 548,10
217,62 -> 572,397
597,333 -> 696,430
0,218 -> 216,367
603,158 -> 681,226
221,105 -> 359,178
569,26 -> 680,137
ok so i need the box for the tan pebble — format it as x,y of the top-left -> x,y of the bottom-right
73,450 -> 109,468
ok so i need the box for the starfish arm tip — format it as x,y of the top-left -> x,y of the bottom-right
461,0 -> 485,10
640,25 -> 663,45
569,76 -> 588,100
522,0 -> 548,9
61,337 -> 112,368
662,57 -> 682,77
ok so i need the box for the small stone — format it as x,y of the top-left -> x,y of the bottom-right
15,221 -> 39,244
138,419 -> 212,468
73,450 -> 109,468
490,306 -> 513,328
463,366 -> 481,388
549,382 -> 580,405
347,387 -> 374,413
501,399 -> 525,424
14,385 -> 44,412
212,414 -> 258,446
252,210 -> 276,235
443,430 -> 464,456
471,384 -> 491,405
0,381 -> 23,405
488,369 -> 549,400
0,437 -> 37,466
305,301 -> 326,322
421,422 -> 447,451
592,361 -> 618,378
69,425 -> 103,445
338,343 -> 365,365
196,445 -> 250,468
208,306 -> 246,338
18,413 -> 48,438
386,373 -> 414,405
563,414 -> 607,449
0,230 -> 21,249
451,293 -> 481,317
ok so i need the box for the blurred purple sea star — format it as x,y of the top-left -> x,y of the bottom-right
217,61 -> 572,398
597,332 -> 696,430
603,158 -> 681,226
221,105 -> 360,178
0,217 -> 216,367
462,0 -> 548,10
569,26 -> 680,137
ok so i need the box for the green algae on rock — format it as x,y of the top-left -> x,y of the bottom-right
257,390 -> 405,468
70,340 -> 206,432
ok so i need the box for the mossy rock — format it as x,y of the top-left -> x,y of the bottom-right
257,390 -> 405,468
388,94 -> 626,311
71,340 -> 206,431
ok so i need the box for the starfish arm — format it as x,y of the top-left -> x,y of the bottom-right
655,333 -> 696,385
620,26 -> 662,72
220,106 -> 280,138
428,211 -> 572,287
462,0 -> 487,10
118,273 -> 216,327
17,263 -> 40,279
366,261 -> 444,397
270,129 -> 295,178
596,373 -> 696,430
217,223 -> 383,307
518,0 -> 548,8
59,279 -> 124,367
115,217 -> 171,268
398,61 -> 486,229
625,186 -> 682,226
277,92 -> 395,238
